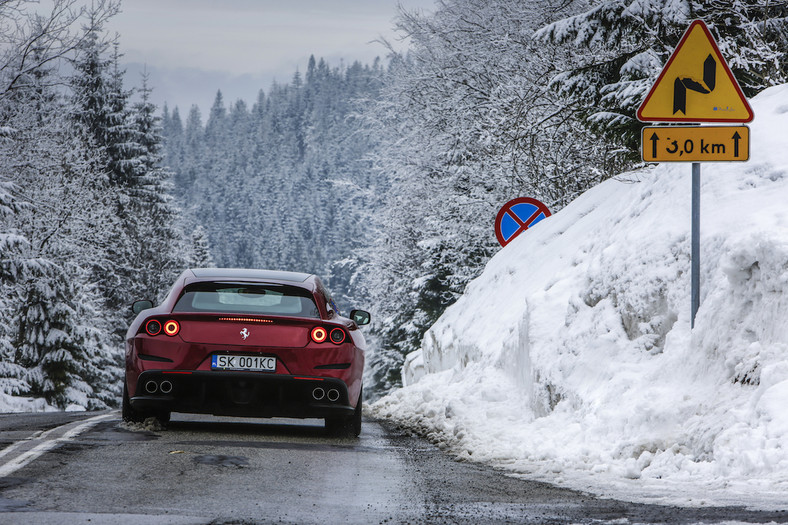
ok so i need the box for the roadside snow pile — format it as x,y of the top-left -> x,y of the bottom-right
371,84 -> 788,509
0,392 -> 55,413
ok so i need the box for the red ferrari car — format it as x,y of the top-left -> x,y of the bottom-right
123,268 -> 370,437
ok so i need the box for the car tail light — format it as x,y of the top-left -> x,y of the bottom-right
145,319 -> 162,336
310,327 -> 327,343
329,328 -> 346,345
163,320 -> 180,336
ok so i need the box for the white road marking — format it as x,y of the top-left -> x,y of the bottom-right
0,430 -> 43,461
0,412 -> 115,477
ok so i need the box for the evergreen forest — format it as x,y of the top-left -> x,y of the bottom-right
1,0 -> 786,407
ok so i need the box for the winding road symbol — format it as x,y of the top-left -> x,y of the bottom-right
673,54 -> 715,115
494,197 -> 551,247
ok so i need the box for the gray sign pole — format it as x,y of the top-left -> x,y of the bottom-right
691,162 -> 701,328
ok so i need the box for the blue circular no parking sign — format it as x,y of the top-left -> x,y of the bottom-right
494,197 -> 551,247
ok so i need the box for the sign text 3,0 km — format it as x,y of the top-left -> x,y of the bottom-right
642,125 -> 749,162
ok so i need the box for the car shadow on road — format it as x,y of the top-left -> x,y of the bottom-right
165,416 -> 326,437
161,416 -> 385,454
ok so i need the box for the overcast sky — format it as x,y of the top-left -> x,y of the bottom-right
104,0 -> 434,114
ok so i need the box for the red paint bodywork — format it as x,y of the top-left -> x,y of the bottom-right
125,269 -> 366,420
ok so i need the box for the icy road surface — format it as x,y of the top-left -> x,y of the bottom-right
0,411 -> 787,524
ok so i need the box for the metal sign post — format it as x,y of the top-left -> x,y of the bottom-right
691,162 -> 700,328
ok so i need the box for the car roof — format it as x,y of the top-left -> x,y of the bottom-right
187,268 -> 314,284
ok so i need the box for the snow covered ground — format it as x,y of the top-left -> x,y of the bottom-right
371,84 -> 788,510
0,393 -> 56,413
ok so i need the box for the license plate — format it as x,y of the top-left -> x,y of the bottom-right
211,354 -> 276,372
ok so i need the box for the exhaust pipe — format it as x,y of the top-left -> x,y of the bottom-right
144,380 -> 158,394
312,387 -> 325,401
327,389 -> 340,402
159,380 -> 173,394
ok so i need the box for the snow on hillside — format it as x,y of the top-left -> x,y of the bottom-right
371,84 -> 788,510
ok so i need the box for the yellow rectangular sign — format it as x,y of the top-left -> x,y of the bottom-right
642,126 -> 749,162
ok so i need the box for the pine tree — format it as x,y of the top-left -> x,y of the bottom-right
0,178 -> 31,397
0,0 -> 132,408
129,73 -> 188,301
69,20 -> 112,151
162,104 -> 184,186
1,33 -> 121,407
105,43 -> 145,186
180,104 -> 204,196
190,225 -> 215,268
15,265 -> 93,407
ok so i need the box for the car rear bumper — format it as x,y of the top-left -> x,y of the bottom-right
130,370 -> 354,419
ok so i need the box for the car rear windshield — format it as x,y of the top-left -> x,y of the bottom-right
173,282 -> 320,318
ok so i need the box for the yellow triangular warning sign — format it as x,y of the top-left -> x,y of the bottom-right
637,20 -> 753,123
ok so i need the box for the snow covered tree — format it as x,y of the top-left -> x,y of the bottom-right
162,58 -> 385,286
70,25 -> 189,326
0,177 -> 31,397
189,225 -> 215,268
0,25 -> 121,407
68,13 -> 114,152
68,19 -> 132,324
359,0 -> 608,394
128,74 -> 189,301
177,104 -> 204,198
14,265 -> 94,407
162,104 -> 184,185
0,0 -> 119,103
105,43 -> 146,186
0,0 -> 186,407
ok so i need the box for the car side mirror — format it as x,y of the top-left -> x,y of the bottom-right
131,300 -> 154,315
350,309 -> 371,326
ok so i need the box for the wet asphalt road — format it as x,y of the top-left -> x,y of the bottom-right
0,411 -> 787,524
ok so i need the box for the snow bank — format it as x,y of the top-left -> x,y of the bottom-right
371,84 -> 788,509
0,392 -> 56,413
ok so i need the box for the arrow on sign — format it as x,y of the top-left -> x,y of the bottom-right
732,130 -> 741,157
649,131 -> 659,158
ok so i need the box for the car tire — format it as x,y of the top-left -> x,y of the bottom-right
122,382 -> 171,426
326,388 -> 362,438
122,383 -> 145,423
155,410 -> 171,425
